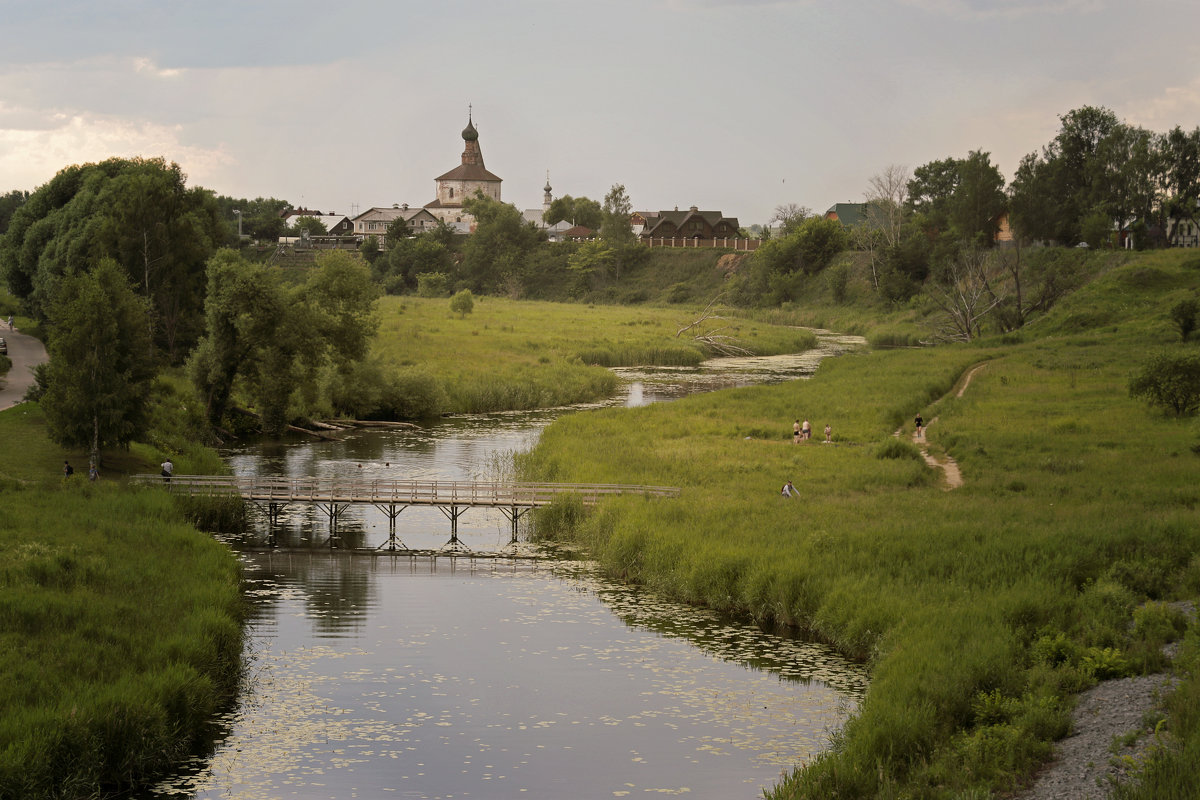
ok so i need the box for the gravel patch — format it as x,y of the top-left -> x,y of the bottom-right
1016,673 -> 1178,800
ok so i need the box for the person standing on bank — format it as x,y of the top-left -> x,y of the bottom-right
63,460 -> 73,477
161,457 -> 174,483
793,419 -> 801,443
801,419 -> 812,440
824,423 -> 832,443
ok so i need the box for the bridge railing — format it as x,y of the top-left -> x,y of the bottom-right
132,475 -> 681,507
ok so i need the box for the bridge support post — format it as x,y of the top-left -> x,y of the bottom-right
438,504 -> 471,553
498,505 -> 531,546
373,503 -> 409,552
316,502 -> 349,548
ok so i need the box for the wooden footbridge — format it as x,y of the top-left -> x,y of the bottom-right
135,475 -> 681,553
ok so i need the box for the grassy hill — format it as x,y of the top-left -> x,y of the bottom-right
519,248 -> 1200,798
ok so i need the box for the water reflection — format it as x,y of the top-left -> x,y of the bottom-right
149,554 -> 865,800
150,334 -> 870,799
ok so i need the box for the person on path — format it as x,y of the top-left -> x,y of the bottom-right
801,419 -> 812,440
63,460 -> 73,477
914,413 -> 924,440
6,315 -> 12,330
161,457 -> 174,483
792,419 -> 801,443
781,480 -> 796,498
824,423 -> 832,443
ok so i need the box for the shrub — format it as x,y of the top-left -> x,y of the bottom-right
1170,297 -> 1198,341
416,272 -> 451,297
1129,352 -> 1200,416
450,289 -> 474,318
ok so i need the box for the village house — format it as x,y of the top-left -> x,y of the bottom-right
637,207 -> 740,240
351,205 -> 441,239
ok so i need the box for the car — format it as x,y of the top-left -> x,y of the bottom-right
0,337 -> 6,355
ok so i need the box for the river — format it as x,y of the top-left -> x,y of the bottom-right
145,332 -> 868,800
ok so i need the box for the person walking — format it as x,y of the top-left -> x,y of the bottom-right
63,460 -> 74,477
914,413 -> 924,440
824,423 -> 832,443
88,463 -> 99,481
792,419 -> 801,443
161,457 -> 174,483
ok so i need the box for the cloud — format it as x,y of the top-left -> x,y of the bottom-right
898,0 -> 1102,20
1123,78 -> 1200,132
0,110 -> 232,191
132,57 -> 184,79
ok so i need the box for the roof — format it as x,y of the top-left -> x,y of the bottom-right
287,213 -> 350,229
563,225 -> 595,238
824,203 -> 867,227
352,206 -> 437,223
434,163 -> 503,183
641,208 -> 740,237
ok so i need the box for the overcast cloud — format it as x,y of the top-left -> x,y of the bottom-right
2,0 -> 1198,225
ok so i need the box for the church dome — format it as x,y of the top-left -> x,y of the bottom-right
462,119 -> 478,142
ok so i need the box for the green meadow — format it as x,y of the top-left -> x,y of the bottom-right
371,295 -> 817,413
519,249 -> 1200,797
0,401 -> 243,799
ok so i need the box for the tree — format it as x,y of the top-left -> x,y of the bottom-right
861,164 -> 911,288
949,150 -> 1007,245
40,259 -> 155,467
450,289 -> 475,318
566,239 -> 616,292
291,215 -> 328,237
0,189 -> 28,235
544,195 -> 602,229
1129,352 -> 1200,416
793,216 -> 850,274
1163,126 -> 1200,244
385,216 -> 409,246
1,157 -> 224,361
771,203 -> 812,237
600,184 -> 636,246
925,247 -> 1004,342
461,193 -> 544,292
1171,297 -> 1198,341
189,249 -> 379,435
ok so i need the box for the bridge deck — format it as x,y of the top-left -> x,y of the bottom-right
134,475 -> 681,508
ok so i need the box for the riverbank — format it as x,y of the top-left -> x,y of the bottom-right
0,402 -> 244,799
519,249 -> 1200,798
367,296 -> 818,415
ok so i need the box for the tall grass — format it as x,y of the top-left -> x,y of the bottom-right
0,483 -> 242,798
519,250 -> 1200,798
372,296 -> 823,415
0,394 -> 243,799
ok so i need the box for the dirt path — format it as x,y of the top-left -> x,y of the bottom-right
0,325 -> 47,410
892,361 -> 989,490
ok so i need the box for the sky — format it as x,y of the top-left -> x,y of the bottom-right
3,0 -> 1200,227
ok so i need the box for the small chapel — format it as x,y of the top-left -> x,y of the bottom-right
424,111 -> 502,227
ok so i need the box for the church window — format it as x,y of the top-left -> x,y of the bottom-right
449,188 -> 454,199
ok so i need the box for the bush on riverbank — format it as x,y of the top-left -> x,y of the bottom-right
0,401 -> 243,799
519,250 -> 1200,798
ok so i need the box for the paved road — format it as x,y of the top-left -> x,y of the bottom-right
0,325 -> 48,410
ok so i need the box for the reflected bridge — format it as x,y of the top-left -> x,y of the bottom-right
134,475 -> 681,553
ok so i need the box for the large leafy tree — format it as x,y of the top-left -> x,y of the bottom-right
189,249 -> 379,435
544,195 -> 603,229
2,157 -> 224,361
1009,106 -> 1123,244
600,184 -> 636,246
949,150 -> 1007,245
0,189 -> 28,235
40,259 -> 155,467
461,193 -> 544,292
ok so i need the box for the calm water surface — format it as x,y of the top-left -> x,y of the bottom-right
148,333 -> 868,799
